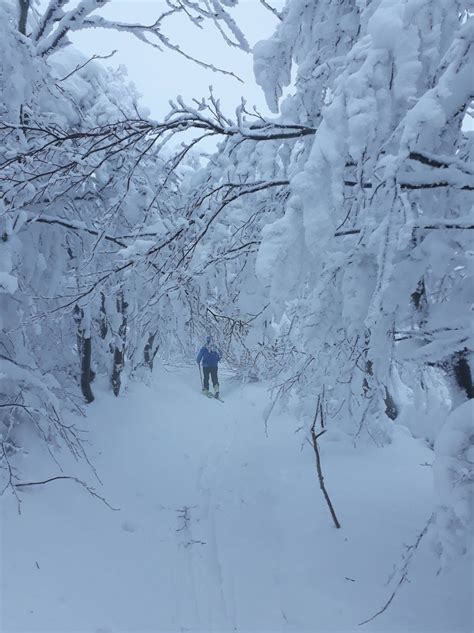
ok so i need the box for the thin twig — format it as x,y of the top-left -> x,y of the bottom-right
58,51 -> 118,82
15,475 -> 119,511
310,399 -> 341,529
358,514 -> 434,625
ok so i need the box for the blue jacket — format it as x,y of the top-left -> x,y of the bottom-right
197,346 -> 221,367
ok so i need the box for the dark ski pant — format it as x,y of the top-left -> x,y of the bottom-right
203,366 -> 218,391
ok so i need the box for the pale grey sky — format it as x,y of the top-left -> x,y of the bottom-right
70,1 -> 283,120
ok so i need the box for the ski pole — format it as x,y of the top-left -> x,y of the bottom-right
198,363 -> 203,387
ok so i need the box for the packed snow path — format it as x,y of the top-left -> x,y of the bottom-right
2,367 -> 472,633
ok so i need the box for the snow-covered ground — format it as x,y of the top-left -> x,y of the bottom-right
1,367 -> 472,633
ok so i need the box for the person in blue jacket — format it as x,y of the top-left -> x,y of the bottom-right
197,336 -> 221,398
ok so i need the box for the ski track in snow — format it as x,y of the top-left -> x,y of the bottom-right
195,405 -> 236,629
1,366 -> 472,633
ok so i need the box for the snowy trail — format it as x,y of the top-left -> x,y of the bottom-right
2,367 -> 472,633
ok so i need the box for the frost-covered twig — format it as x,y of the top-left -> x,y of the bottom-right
1,441 -> 22,511
177,179 -> 290,265
26,215 -> 127,247
31,0 -> 248,81
58,50 -> 118,82
259,0 -> 283,21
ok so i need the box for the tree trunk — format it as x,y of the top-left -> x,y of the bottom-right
363,333 -> 398,420
80,337 -> 94,403
383,386 -> 398,420
452,350 -> 474,400
111,290 -> 128,396
99,292 -> 108,340
18,0 -> 30,35
143,332 -> 159,372
74,305 -> 94,403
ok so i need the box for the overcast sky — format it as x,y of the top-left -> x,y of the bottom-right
70,1 -> 283,121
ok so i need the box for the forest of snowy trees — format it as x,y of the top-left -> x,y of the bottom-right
1,0 -> 473,602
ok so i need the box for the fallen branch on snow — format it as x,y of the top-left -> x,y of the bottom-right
358,514 -> 434,626
309,394 -> 341,529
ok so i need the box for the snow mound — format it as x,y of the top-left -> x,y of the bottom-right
433,400 -> 474,566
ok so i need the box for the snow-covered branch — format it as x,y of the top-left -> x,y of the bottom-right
27,0 -> 248,80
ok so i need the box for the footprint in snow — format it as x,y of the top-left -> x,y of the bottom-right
121,520 -> 138,533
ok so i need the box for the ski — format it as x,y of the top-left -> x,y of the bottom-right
208,394 -> 224,403
202,391 -> 224,402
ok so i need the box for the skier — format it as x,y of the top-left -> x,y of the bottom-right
196,336 -> 221,399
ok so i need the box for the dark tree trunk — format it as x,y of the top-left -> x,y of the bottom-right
383,386 -> 398,420
99,292 -> 108,340
452,350 -> 474,400
18,0 -> 30,35
80,337 -> 95,403
111,290 -> 128,396
411,278 -> 426,311
74,306 -> 94,403
111,347 -> 123,396
143,332 -> 159,371
411,277 -> 428,330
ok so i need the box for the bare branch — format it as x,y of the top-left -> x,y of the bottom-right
26,215 -> 127,247
259,0 -> 283,21
15,475 -> 120,511
58,50 -> 118,82
309,397 -> 341,529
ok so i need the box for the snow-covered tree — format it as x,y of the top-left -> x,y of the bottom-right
250,0 -> 474,561
0,0 -> 248,494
